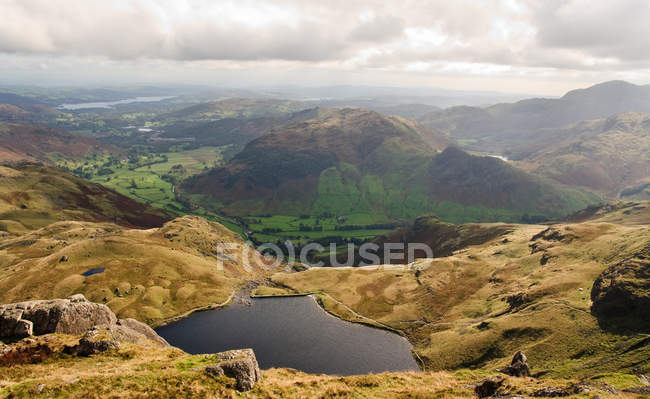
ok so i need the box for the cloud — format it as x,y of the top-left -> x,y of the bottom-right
0,0 -> 649,75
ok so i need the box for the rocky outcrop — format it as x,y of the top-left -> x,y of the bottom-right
204,349 -> 262,391
499,351 -> 531,377
591,245 -> 650,329
0,294 -> 116,340
0,295 -> 170,350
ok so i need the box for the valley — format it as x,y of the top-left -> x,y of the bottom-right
0,81 -> 649,398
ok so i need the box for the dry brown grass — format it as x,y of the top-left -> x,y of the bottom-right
0,334 -> 637,399
272,208 -> 650,377
0,216 -> 274,326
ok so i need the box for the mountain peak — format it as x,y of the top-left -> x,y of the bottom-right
561,80 -> 641,99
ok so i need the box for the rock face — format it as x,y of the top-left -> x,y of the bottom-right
591,245 -> 650,328
204,349 -> 262,391
0,294 -> 117,340
0,295 -> 169,350
499,351 -> 531,377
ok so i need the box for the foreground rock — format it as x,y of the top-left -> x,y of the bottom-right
499,351 -> 531,377
204,349 -> 262,391
0,295 -> 169,351
0,294 -> 116,340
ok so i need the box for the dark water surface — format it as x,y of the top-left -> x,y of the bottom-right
156,296 -> 419,375
82,268 -> 105,276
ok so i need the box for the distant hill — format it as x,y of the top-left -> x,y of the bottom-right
0,122 -> 109,161
0,163 -> 173,231
419,80 -> 650,154
0,92 -> 43,105
517,113 -> 650,199
156,98 -> 310,122
161,108 -> 321,158
182,108 -> 598,223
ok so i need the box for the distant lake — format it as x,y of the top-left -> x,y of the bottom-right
156,296 -> 419,375
57,96 -> 175,110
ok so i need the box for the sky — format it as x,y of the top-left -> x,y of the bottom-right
1,0 -> 649,96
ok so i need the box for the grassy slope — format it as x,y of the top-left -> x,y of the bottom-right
0,334 -> 639,399
272,201 -> 650,378
0,163 -> 172,232
0,122 -> 110,162
0,216 -> 271,325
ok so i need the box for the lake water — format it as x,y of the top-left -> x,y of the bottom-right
155,295 -> 419,375
58,96 -> 175,110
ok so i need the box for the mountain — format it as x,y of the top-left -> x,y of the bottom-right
182,108 -> 598,223
516,113 -> 650,199
419,80 -> 650,154
0,162 -> 172,232
0,122 -> 109,161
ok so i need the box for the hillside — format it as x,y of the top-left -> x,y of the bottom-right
0,163 -> 172,231
0,215 -> 270,325
419,80 -> 650,154
272,201 -> 650,378
516,113 -> 650,199
182,108 -> 598,223
0,122 -> 108,161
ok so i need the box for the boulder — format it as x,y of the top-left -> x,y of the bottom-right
499,351 -> 531,377
117,318 -> 169,347
204,349 -> 262,391
0,294 -> 117,340
73,328 -> 121,357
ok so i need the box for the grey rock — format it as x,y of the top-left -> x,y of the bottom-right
1,296 -> 170,353
117,318 -> 169,347
0,294 -> 116,340
204,349 -> 262,391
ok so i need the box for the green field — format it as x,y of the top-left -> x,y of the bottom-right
243,214 -> 396,245
53,147 -> 244,234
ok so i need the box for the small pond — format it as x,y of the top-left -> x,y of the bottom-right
81,268 -> 105,277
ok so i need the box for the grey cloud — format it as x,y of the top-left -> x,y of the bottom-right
347,15 -> 405,43
530,0 -> 650,62
1,0 -> 650,72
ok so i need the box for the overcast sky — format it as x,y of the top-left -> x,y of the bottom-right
1,0 -> 649,95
